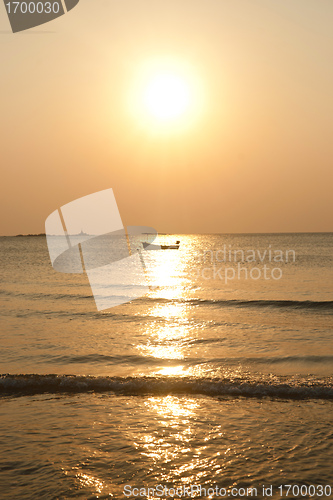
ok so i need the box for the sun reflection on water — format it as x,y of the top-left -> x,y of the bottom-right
144,242 -> 191,300
157,365 -> 185,376
138,240 -> 200,376
137,300 -> 193,375
121,239 -> 233,485
133,396 -> 201,470
76,472 -> 104,493
128,395 -> 229,485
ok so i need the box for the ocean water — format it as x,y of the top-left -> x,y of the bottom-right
0,233 -> 332,499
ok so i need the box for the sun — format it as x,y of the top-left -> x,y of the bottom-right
127,58 -> 204,134
143,73 -> 191,122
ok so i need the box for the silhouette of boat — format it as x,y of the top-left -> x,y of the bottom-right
142,240 -> 180,250
161,240 -> 180,250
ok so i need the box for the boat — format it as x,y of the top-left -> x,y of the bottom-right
161,240 -> 180,250
142,240 -> 180,250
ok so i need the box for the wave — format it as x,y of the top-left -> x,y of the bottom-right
185,298 -> 333,311
0,290 -> 92,301
138,296 -> 333,311
1,374 -> 332,400
34,353 -> 333,367
1,287 -> 332,312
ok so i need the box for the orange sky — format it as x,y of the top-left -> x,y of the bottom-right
0,0 -> 332,235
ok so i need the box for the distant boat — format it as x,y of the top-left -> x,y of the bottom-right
70,230 -> 89,237
142,240 -> 180,250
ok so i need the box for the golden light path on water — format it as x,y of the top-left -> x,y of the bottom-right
134,238 -> 233,380
65,396 -> 232,497
129,395 -> 232,490
138,245 -> 197,377
138,302 -> 189,371
126,251 -> 222,487
128,249 -> 235,488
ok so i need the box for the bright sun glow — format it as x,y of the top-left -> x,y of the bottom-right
143,73 -> 191,121
128,58 -> 204,134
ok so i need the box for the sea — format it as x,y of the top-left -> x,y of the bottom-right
0,233 -> 332,500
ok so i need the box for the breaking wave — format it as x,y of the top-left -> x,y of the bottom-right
1,374 -> 332,400
181,298 -> 333,311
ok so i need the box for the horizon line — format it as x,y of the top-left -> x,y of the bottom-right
1,231 -> 333,237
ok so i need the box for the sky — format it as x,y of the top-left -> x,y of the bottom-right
0,0 -> 332,235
